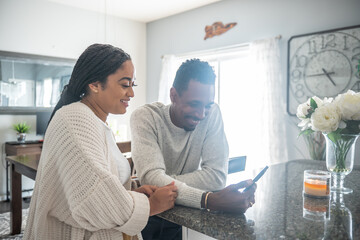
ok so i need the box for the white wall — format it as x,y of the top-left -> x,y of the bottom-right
0,0 -> 146,200
146,0 -> 360,164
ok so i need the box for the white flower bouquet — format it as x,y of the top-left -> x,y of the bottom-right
296,90 -> 360,172
297,90 -> 360,135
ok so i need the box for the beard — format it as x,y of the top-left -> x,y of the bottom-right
183,117 -> 200,131
184,125 -> 196,131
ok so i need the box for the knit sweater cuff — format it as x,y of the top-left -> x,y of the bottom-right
117,191 -> 150,236
175,186 -> 204,209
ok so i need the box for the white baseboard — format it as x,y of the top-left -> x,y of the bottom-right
182,227 -> 217,240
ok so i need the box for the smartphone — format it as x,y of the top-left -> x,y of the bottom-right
243,166 -> 269,192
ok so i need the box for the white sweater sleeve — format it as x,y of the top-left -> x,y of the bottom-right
48,109 -> 149,236
130,108 -> 204,209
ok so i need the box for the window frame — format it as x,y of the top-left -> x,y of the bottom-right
0,50 -> 75,114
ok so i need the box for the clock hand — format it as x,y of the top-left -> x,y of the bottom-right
307,72 -> 335,77
321,68 -> 336,86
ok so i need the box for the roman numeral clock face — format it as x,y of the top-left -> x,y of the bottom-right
287,25 -> 360,115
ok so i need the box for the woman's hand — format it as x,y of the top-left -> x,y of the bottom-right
133,185 -> 158,197
207,179 -> 256,213
149,181 -> 178,216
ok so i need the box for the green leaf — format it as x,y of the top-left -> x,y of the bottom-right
12,122 -> 31,133
310,98 -> 318,110
342,120 -> 360,134
326,130 -> 342,143
298,129 -> 314,138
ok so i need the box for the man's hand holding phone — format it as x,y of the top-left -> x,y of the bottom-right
205,179 -> 256,213
204,166 -> 268,213
243,166 -> 269,192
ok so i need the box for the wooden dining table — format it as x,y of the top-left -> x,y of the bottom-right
5,154 -> 39,235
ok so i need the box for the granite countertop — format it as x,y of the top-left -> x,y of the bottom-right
158,160 -> 360,240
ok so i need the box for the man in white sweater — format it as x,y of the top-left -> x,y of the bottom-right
131,59 -> 256,239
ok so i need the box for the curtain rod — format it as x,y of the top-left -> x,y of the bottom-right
161,34 -> 282,59
161,42 -> 248,59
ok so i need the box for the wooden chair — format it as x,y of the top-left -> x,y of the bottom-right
228,156 -> 246,174
117,141 -> 131,154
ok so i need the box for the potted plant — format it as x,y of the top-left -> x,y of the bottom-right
13,122 -> 31,143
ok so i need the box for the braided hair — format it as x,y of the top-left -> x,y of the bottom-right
49,44 -> 131,123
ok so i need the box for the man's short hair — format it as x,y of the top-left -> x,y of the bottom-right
172,59 -> 216,95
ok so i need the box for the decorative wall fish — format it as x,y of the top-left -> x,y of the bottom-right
204,21 -> 237,40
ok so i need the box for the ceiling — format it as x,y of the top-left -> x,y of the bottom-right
48,0 -> 221,23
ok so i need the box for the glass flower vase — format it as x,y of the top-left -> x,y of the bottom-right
324,133 -> 359,194
303,131 -> 326,160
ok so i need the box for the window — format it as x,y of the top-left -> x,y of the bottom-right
159,38 -> 287,169
161,45 -> 253,159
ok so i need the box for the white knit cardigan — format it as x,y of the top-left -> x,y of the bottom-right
24,102 -> 149,240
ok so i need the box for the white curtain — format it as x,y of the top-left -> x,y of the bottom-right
157,55 -> 178,105
248,37 -> 288,166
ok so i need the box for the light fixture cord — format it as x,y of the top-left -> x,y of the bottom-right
104,0 -> 107,42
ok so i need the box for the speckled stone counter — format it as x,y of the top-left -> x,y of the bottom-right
158,160 -> 360,240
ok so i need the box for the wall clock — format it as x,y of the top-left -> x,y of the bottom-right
287,25 -> 360,116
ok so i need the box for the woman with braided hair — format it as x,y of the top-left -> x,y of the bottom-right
24,44 -> 178,240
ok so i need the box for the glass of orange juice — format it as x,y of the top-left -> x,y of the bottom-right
303,170 -> 331,198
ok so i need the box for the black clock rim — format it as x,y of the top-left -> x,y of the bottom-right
286,24 -> 360,116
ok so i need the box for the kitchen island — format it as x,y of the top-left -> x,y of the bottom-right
158,160 -> 360,239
